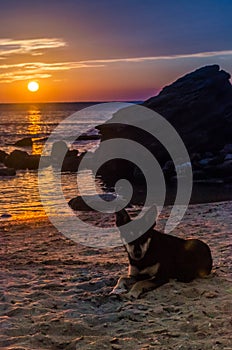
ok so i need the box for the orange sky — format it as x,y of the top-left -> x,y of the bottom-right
0,1 -> 232,103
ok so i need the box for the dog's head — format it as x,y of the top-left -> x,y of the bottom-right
116,206 -> 157,261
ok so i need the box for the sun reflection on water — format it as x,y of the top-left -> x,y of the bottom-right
27,108 -> 43,154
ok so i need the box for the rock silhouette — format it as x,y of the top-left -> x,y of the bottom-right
143,65 -> 232,153
95,65 -> 232,187
14,137 -> 33,147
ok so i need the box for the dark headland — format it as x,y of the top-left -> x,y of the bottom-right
95,65 -> 232,205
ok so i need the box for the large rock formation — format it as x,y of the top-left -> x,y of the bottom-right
143,65 -> 232,153
95,65 -> 232,187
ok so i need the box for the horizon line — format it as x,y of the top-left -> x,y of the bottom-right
0,99 -> 144,105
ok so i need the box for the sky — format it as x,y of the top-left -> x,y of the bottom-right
0,0 -> 232,103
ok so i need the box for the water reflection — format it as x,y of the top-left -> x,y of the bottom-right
27,108 -> 42,154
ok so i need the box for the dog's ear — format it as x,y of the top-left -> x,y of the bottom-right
115,208 -> 131,227
143,205 -> 158,228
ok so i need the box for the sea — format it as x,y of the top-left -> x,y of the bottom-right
0,102 -> 133,222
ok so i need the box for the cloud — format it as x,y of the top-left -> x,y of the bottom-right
0,49 -> 232,83
0,61 -> 103,83
83,50 -> 232,64
0,38 -> 66,57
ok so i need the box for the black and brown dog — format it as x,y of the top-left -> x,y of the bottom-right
111,206 -> 212,298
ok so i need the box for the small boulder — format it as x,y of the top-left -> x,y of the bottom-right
0,150 -> 8,163
223,144 -> 232,153
198,158 -> 213,166
204,160 -> 232,177
66,149 -> 79,157
163,160 -> 176,178
216,160 -> 232,176
61,156 -> 80,172
224,153 -> 232,161
4,150 -> 28,169
61,152 -> 88,172
76,133 -> 101,141
14,137 -> 33,147
197,155 -> 224,168
26,155 -> 41,170
0,167 -> 16,176
51,141 -> 69,160
1,213 -> 12,218
39,156 -> 51,168
3,150 -> 47,170
69,193 -> 122,211
193,170 -> 208,180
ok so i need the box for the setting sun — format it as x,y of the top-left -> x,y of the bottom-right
28,81 -> 39,92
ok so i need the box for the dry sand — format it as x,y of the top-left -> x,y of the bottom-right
1,201 -> 232,350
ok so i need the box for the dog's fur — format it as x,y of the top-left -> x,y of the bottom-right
111,206 -> 213,299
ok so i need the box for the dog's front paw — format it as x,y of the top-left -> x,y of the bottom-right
124,290 -> 140,300
109,287 -> 127,295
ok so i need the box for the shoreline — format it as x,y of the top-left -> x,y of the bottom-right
1,181 -> 232,225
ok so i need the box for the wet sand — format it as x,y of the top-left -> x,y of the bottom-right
1,201 -> 232,350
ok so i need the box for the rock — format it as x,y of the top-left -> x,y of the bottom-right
215,160 -> 232,176
95,65 -> 232,186
69,193 -> 123,211
26,155 -> 41,170
193,178 -> 224,185
203,152 -> 214,158
223,144 -> 232,153
192,170 -> 208,180
36,137 -> 48,143
190,153 -> 201,162
61,156 -> 80,172
4,150 -> 29,169
0,150 -> 8,163
51,140 -> 69,159
0,167 -> 16,176
66,149 -> 79,157
224,176 -> 232,183
204,160 -> 232,177
224,153 -> 232,161
76,133 -> 101,141
3,150 -> 49,170
0,213 -> 12,218
50,141 -> 83,172
143,65 -> 232,154
39,156 -> 50,168
197,156 -> 224,167
14,137 -> 33,147
207,155 -> 225,166
198,158 -> 214,166
53,152 -> 86,172
163,160 -> 176,178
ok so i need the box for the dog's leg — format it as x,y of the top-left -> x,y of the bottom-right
110,275 -> 137,295
110,264 -> 139,295
125,278 -> 168,299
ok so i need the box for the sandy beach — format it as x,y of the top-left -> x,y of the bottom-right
1,201 -> 231,350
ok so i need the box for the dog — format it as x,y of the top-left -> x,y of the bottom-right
111,206 -> 213,299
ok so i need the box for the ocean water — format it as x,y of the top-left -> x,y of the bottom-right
0,102 -> 128,221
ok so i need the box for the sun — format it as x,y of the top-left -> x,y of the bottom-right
28,81 -> 39,92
